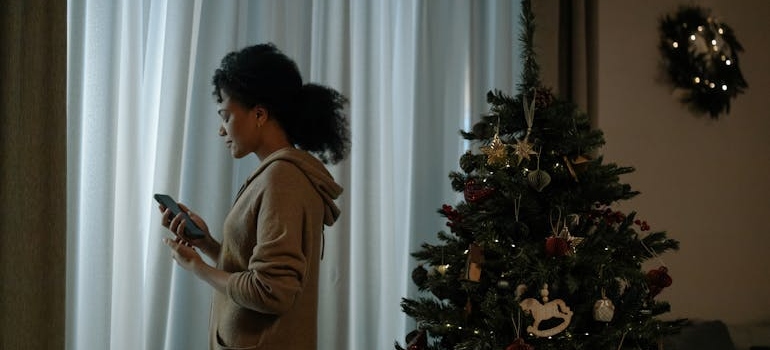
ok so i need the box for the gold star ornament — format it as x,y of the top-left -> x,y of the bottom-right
513,138 -> 537,164
481,133 -> 508,166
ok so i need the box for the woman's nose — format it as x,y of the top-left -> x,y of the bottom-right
218,125 -> 226,136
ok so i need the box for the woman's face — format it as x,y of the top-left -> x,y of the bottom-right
217,92 -> 260,159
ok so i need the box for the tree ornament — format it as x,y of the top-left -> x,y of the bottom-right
464,179 -> 494,202
508,301 -> 532,350
563,154 -> 592,182
431,246 -> 451,277
434,264 -> 449,276
411,265 -> 428,288
506,337 -> 534,350
512,92 -> 538,164
405,329 -> 427,350
559,216 -> 584,255
539,283 -> 550,302
519,284 -> 573,337
527,152 -> 551,192
545,236 -> 569,257
593,289 -> 615,322
512,138 -> 536,165
462,243 -> 484,282
646,266 -> 673,299
481,122 -> 509,167
545,210 -> 573,257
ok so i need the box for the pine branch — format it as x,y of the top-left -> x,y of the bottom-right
519,0 -> 540,91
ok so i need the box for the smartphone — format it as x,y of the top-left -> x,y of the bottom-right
153,193 -> 206,239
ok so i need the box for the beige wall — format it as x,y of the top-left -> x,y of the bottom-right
595,1 -> 770,326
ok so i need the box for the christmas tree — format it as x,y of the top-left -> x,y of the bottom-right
396,1 -> 685,349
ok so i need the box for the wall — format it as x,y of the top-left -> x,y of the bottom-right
595,0 -> 770,326
0,0 -> 67,349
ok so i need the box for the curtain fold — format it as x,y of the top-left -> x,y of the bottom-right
556,0 -> 598,121
67,1 -> 521,349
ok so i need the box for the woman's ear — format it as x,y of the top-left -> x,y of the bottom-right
253,106 -> 268,127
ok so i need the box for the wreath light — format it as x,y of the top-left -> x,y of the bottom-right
659,6 -> 748,118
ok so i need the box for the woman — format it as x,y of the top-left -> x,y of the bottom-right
159,43 -> 350,350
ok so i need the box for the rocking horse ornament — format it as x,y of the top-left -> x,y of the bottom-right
519,284 -> 573,337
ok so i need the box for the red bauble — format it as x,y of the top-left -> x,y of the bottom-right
405,329 -> 427,350
646,266 -> 673,299
506,337 -> 534,350
545,236 -> 569,257
464,179 -> 494,203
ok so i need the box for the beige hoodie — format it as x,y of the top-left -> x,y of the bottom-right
210,147 -> 342,350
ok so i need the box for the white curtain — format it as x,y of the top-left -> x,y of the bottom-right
66,1 -> 521,349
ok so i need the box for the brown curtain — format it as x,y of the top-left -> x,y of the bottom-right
534,0 -> 598,125
0,0 -> 66,349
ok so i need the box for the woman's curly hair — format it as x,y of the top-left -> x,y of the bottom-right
212,43 -> 350,164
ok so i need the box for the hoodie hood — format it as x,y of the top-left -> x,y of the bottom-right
249,147 -> 343,226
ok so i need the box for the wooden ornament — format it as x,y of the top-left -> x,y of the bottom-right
463,243 -> 484,282
519,297 -> 573,337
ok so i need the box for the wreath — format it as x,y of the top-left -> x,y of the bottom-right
659,6 -> 748,118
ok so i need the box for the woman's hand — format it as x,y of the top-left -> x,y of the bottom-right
158,203 -> 221,260
163,236 -> 204,271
